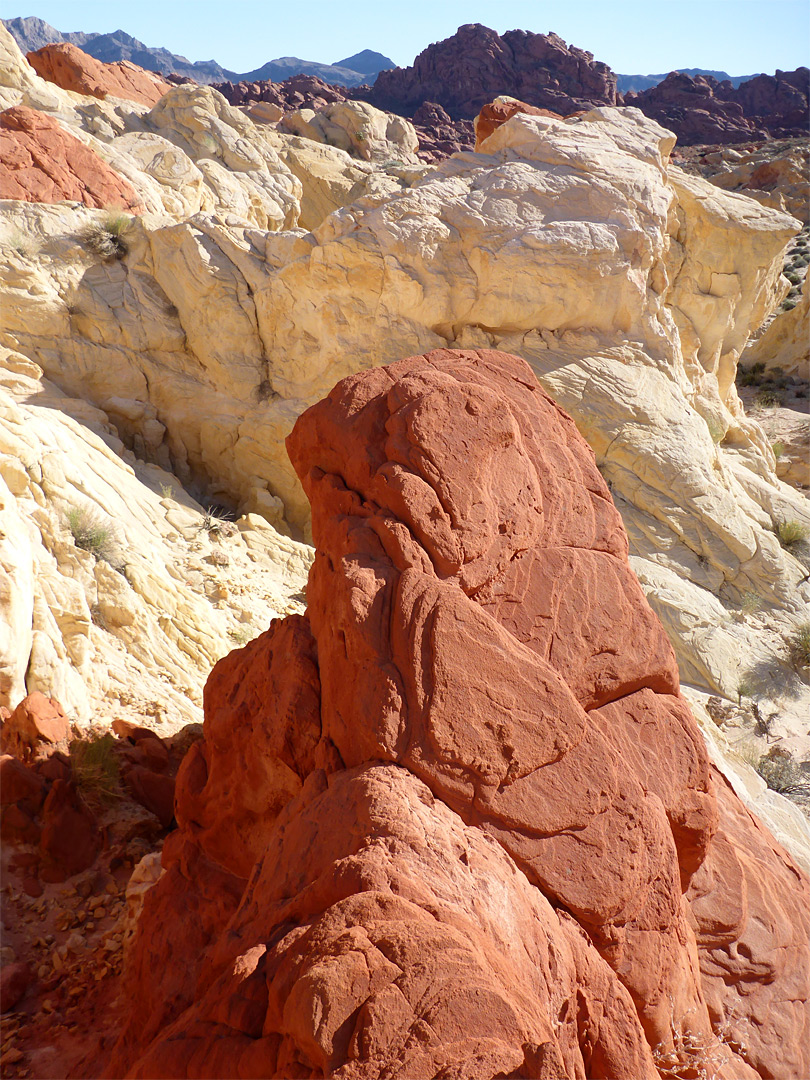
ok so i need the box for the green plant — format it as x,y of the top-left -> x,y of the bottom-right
740,590 -> 763,615
70,733 -> 121,810
781,299 -> 797,311
81,214 -> 131,261
787,622 -> 810,666
737,362 -> 765,387
771,441 -> 785,459
755,390 -> 780,408
774,518 -> 809,549
736,676 -> 755,704
66,505 -> 123,567
228,626 -> 254,645
755,755 -> 810,796
159,482 -> 175,500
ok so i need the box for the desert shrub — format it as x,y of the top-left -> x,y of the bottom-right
755,755 -> 810,796
66,505 -> 123,567
771,441 -> 785,459
774,518 -> 809,549
81,214 -> 131,260
228,626 -> 254,645
70,733 -> 121,810
781,299 -> 797,311
785,270 -> 801,285
755,390 -> 780,407
787,622 -> 810,666
198,505 -> 236,538
740,591 -> 763,615
737,362 -> 765,386
736,676 -> 755,703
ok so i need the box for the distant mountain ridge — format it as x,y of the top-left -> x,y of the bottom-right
617,68 -> 759,94
2,16 -> 395,86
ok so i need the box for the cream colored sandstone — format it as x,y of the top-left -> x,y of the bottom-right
1,104 -> 808,772
0,349 -> 311,725
280,100 -> 420,164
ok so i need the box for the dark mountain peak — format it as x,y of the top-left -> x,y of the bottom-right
334,48 -> 394,75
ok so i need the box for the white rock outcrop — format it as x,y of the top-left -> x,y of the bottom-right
0,349 -> 311,726
280,100 -> 420,164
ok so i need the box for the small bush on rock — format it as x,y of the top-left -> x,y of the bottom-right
81,214 -> 131,261
755,755 -> 810,796
774,518 -> 809,549
787,622 -> 810,667
66,505 -> 123,567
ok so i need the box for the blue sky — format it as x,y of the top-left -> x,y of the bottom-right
8,0 -> 809,75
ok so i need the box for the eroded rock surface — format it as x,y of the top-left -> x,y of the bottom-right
112,351 -> 809,1080
0,105 -> 143,210
26,43 -> 171,106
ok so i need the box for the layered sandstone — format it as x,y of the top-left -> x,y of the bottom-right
26,43 -> 171,106
0,105 -> 143,210
0,349 -> 311,728
111,351 -> 809,1080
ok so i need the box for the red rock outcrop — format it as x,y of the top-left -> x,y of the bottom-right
26,43 -> 171,106
0,106 -> 143,210
409,101 -> 473,161
369,24 -> 616,120
626,68 -> 809,145
0,691 -> 70,760
110,350 -> 809,1079
474,98 -> 573,149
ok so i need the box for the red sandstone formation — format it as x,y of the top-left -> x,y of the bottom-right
215,72 -> 357,112
626,68 -> 809,145
109,350 -> 810,1079
0,106 -> 143,211
26,43 -> 171,107
410,101 -> 474,161
0,691 -> 70,760
369,24 -> 616,120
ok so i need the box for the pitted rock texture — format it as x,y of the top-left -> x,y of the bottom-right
369,23 -> 616,120
0,105 -> 143,210
26,43 -> 171,106
112,350 -> 809,1080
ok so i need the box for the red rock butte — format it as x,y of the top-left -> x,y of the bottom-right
110,350 -> 809,1079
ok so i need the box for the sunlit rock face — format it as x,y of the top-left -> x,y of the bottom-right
110,351 -> 809,1080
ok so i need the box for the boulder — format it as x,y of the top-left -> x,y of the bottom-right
0,961 -> 31,1013
742,285 -> 809,377
110,350 -> 809,1079
1,691 -> 70,759
39,777 -> 101,880
26,43 -> 171,106
0,105 -> 143,210
280,100 -> 420,164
